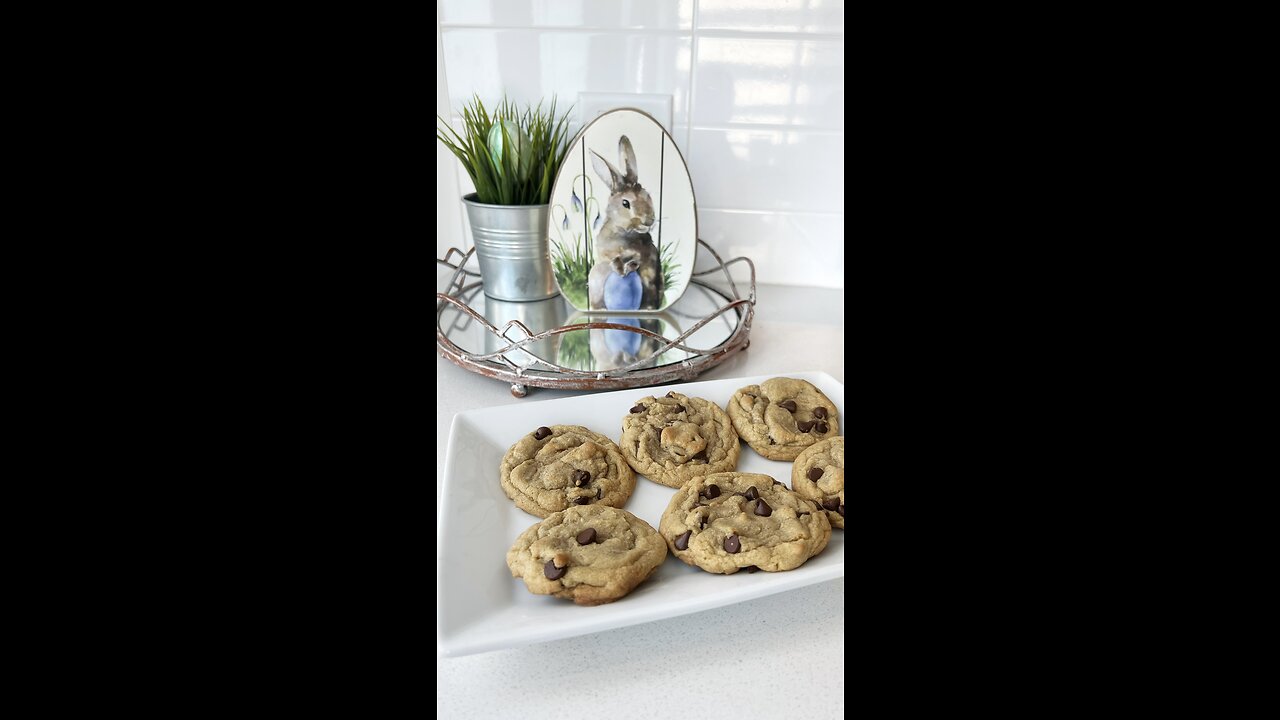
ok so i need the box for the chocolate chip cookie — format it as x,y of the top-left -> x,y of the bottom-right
791,437 -> 844,529
619,391 -> 741,488
658,472 -> 831,574
500,425 -> 636,518
506,504 -> 667,606
727,378 -> 840,461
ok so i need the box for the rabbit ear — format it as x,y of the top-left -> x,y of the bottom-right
591,150 -> 623,192
619,136 -> 638,184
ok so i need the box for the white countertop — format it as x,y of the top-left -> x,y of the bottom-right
436,281 -> 845,720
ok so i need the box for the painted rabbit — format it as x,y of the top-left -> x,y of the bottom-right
588,135 -> 663,310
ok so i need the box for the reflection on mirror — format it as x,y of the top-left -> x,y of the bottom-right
483,294 -> 568,367
561,312 -> 683,372
438,279 -> 740,374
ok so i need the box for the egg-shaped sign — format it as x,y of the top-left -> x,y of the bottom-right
547,108 -> 697,313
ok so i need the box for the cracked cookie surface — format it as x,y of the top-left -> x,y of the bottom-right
727,378 -> 840,461
658,472 -> 831,574
619,391 -> 740,488
791,436 -> 844,529
506,505 -> 667,606
500,425 -> 635,518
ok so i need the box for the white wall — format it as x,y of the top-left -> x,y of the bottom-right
435,0 -> 844,289
436,7 -> 465,262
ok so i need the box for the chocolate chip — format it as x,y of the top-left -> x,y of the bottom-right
773,479 -> 784,486
596,487 -> 603,499
745,565 -> 760,574
666,391 -> 677,398
575,497 -> 590,505
572,469 -> 591,486
675,405 -> 685,413
778,400 -> 797,412
543,559 -> 566,580
745,486 -> 759,500
838,504 -> 845,517
705,484 -> 721,499
807,467 -> 824,481
576,528 -> 596,545
630,404 -> 645,414
813,407 -> 827,419
534,426 -> 552,439
724,535 -> 741,554
674,530 -> 691,551
691,449 -> 707,462
797,420 -> 815,432
822,498 -> 840,511
754,499 -> 773,517
700,516 -> 708,529
814,421 -> 829,434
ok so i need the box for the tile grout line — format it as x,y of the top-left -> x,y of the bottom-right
438,24 -> 844,42
698,207 -> 845,217
686,0 -> 700,163
689,123 -> 844,135
452,114 -> 842,137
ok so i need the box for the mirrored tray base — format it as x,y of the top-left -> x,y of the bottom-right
437,239 -> 755,397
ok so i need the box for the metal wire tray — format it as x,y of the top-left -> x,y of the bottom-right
437,239 -> 756,397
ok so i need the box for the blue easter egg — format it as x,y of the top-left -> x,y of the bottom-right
603,270 -> 643,311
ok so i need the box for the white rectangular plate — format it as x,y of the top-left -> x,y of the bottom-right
437,371 -> 844,657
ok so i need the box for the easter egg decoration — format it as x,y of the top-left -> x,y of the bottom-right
602,254 -> 643,311
546,108 -> 697,312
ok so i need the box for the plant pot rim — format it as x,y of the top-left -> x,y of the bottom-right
460,192 -> 549,210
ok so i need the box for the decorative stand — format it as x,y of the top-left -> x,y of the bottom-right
436,239 -> 755,397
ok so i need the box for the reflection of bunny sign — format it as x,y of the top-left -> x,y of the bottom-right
590,316 -> 663,370
589,136 -> 663,310
590,252 -> 643,311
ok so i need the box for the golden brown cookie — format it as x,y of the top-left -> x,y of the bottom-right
619,391 -> 740,488
727,378 -> 839,461
506,505 -> 667,606
791,436 -> 844,529
500,425 -> 635,518
658,472 -> 830,574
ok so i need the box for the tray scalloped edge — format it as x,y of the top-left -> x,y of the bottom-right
436,239 -> 756,397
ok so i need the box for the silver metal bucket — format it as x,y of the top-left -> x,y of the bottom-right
462,193 -> 558,301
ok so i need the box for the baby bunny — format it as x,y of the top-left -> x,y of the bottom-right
590,135 -> 663,310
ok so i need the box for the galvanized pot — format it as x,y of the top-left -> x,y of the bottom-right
461,193 -> 558,301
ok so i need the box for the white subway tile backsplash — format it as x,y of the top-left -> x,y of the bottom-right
692,37 -> 843,129
435,1 -> 844,287
671,123 -> 691,158
686,128 -> 843,213
696,0 -> 844,34
440,29 -> 692,127
440,0 -> 694,30
697,209 -> 843,288
437,17 -> 463,261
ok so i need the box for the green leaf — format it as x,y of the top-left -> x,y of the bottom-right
437,94 -> 575,205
